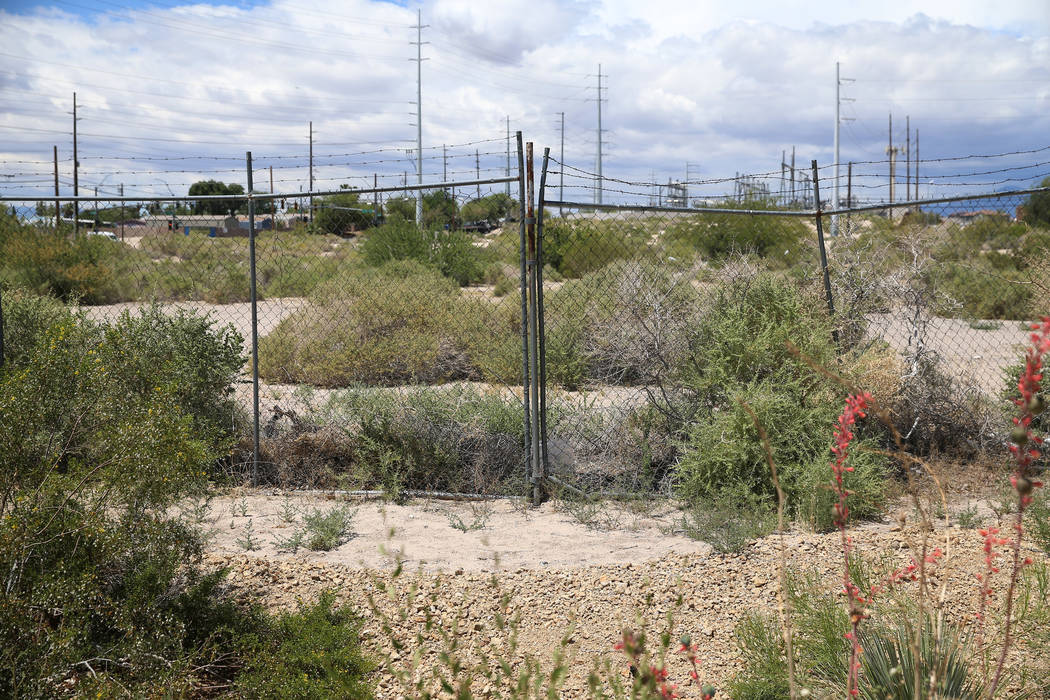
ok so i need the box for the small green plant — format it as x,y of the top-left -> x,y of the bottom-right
679,484 -> 777,554
302,504 -> 356,551
235,591 -> 374,698
232,494 -> 250,518
859,618 -> 981,700
446,502 -> 493,532
277,495 -> 301,523
956,504 -> 983,530
236,519 -> 261,551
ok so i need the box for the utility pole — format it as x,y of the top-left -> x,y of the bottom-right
72,92 -> 79,237
791,147 -> 796,205
411,8 -> 429,227
558,111 -> 565,214
93,186 -> 98,230
905,115 -> 911,203
505,116 -> 511,197
887,113 -> 899,218
596,64 -> 605,205
308,121 -> 314,224
119,183 -> 124,241
442,144 -> 447,186
52,145 -> 59,229
269,166 -> 274,216
833,62 -> 854,234
475,150 -> 481,200
914,130 -> 920,200
373,173 -> 378,226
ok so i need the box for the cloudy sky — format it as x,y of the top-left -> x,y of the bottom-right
1,0 -> 1048,205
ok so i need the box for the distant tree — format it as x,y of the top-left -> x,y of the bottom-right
384,196 -> 416,222
313,186 -> 374,235
460,193 -> 516,225
422,189 -> 458,229
1021,177 -> 1050,228
187,180 -> 246,216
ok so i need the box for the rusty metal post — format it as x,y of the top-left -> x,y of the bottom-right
525,141 -> 543,506
515,132 -> 533,501
535,147 -> 551,482
246,152 -> 261,485
811,160 -> 838,344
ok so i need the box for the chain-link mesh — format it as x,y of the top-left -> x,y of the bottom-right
537,174 -> 1050,497
1,182 -> 529,495
247,184 -> 528,494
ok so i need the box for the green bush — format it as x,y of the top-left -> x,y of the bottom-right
673,275 -> 886,529
261,261 -> 471,386
929,260 -> 1032,320
664,212 -> 809,267
541,217 -> 651,278
97,305 -> 245,449
361,219 -> 484,285
236,592 -> 373,698
679,483 -> 777,553
0,298 -> 372,696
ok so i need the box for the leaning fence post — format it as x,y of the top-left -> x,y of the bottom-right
246,152 -> 261,486
525,141 -> 543,507
515,133 -> 534,502
535,147 -> 551,491
811,160 -> 838,344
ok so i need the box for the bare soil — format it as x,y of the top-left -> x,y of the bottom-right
199,488 -> 1041,698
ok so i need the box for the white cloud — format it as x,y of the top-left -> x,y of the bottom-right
0,0 -> 1046,203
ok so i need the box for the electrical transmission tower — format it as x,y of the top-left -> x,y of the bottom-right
410,9 -> 429,227
589,64 -> 608,205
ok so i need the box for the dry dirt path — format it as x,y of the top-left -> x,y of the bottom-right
199,491 -> 1042,698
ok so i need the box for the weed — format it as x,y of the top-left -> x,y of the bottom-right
277,495 -> 301,523
232,494 -> 250,518
679,485 -> 777,554
957,504 -> 983,529
236,519 -> 260,551
446,501 -> 493,532
303,505 -> 356,552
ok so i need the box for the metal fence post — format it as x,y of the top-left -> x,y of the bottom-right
525,142 -> 543,506
0,284 -> 5,371
246,152 -> 261,486
535,147 -> 551,489
515,132 -> 533,502
811,159 -> 838,344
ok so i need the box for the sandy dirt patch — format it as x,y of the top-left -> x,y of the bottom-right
202,492 -> 711,573
82,297 -> 306,342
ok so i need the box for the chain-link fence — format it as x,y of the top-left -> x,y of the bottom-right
3,148 -> 1048,504
536,155 -> 1050,499
0,164 -> 533,496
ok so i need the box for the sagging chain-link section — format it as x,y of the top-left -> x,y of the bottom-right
0,137 -> 536,499
531,154 -> 1050,502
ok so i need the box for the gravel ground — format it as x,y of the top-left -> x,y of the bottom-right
81,297 -> 306,342
202,492 -> 1044,699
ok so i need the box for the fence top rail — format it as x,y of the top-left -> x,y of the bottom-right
542,200 -> 816,217
545,186 -> 1048,219
0,175 -> 522,204
822,186 -> 1049,216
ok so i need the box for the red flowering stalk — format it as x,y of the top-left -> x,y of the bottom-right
986,316 -> 1050,698
830,391 -> 872,698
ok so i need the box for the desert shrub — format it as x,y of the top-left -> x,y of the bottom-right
929,260 -> 1031,320
673,274 -> 887,529
235,592 -> 373,698
261,384 -> 527,495
679,483 -> 777,553
542,260 -> 701,389
361,218 -> 484,285
0,288 -> 83,367
541,217 -> 651,278
664,212 -> 809,267
0,220 -> 133,303
97,305 -> 245,449
260,261 -> 475,386
0,311 -> 215,694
